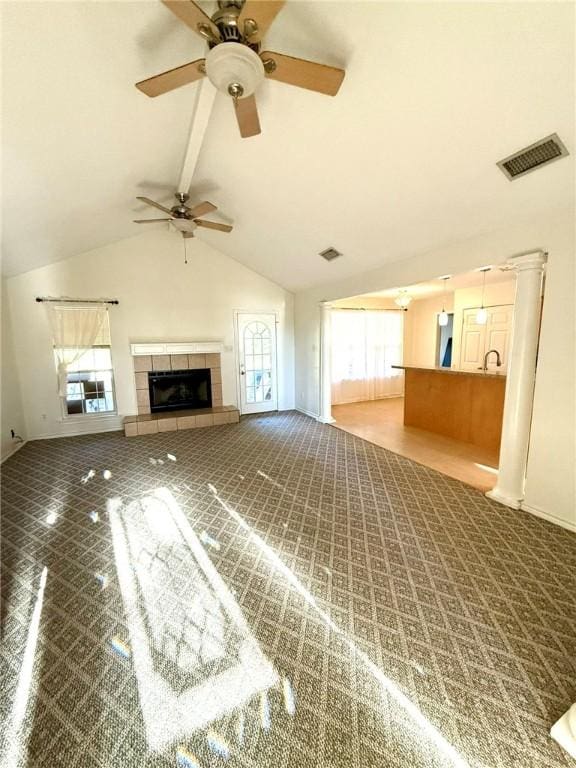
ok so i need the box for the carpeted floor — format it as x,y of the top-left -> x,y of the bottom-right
1,411 -> 575,768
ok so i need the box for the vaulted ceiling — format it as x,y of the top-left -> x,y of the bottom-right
2,1 -> 574,290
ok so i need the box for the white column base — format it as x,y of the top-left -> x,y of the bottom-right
485,488 -> 522,509
317,415 -> 336,424
551,704 -> 576,759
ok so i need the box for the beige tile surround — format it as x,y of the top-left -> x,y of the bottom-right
133,353 -> 223,415
126,351 -> 239,437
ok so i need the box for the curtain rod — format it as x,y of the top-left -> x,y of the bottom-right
35,297 -> 119,305
332,307 -> 402,312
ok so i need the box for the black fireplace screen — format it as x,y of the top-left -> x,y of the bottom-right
148,369 -> 212,413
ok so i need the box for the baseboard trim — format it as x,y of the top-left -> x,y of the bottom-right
294,407 -> 335,424
332,394 -> 404,405
521,502 -> 576,533
295,407 -> 320,420
486,488 -> 522,509
31,421 -> 125,441
1,440 -> 27,464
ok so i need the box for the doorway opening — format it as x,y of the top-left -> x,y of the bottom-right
436,313 -> 454,367
327,267 -> 518,492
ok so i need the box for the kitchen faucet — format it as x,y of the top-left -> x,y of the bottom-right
482,349 -> 502,371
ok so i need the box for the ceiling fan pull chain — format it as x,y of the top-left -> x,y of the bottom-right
183,237 -> 188,265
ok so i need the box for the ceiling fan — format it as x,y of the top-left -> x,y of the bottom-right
134,192 -> 233,238
135,0 -> 346,138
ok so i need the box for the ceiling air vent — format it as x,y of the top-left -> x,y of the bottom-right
319,247 -> 342,261
497,133 -> 569,180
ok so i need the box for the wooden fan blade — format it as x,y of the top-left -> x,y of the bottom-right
161,0 -> 220,41
133,219 -> 172,223
195,220 -> 233,233
136,197 -> 173,215
188,201 -> 217,218
136,59 -> 206,97
260,51 -> 345,96
233,94 -> 261,138
237,1 -> 285,42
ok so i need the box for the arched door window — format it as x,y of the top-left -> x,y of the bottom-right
243,321 -> 273,404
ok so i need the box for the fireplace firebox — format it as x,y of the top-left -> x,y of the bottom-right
148,369 -> 212,413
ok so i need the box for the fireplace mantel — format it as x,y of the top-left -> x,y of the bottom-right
130,341 -> 224,356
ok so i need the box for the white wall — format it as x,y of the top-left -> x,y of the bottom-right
294,211 -> 575,529
404,294 -> 455,368
525,244 -> 576,530
1,281 -> 27,460
4,230 -> 295,440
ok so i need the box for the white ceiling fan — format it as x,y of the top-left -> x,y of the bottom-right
135,0 -> 346,138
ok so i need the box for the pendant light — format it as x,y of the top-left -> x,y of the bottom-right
394,290 -> 412,311
438,276 -> 450,326
476,267 -> 491,324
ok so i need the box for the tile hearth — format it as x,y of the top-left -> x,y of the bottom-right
123,406 -> 240,437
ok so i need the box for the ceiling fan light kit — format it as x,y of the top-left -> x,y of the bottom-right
205,42 -> 265,98
135,0 -> 346,138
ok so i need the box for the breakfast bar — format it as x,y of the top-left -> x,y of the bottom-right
392,365 -> 507,452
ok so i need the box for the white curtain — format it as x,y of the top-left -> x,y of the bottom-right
46,304 -> 108,395
331,309 -> 404,405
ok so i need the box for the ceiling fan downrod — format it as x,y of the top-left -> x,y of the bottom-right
212,0 -> 258,49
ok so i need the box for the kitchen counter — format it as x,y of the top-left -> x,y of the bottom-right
392,364 -> 506,380
394,365 -> 506,452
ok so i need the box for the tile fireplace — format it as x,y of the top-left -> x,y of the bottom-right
125,343 -> 239,437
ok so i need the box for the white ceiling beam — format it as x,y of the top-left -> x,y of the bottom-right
177,80 -> 217,194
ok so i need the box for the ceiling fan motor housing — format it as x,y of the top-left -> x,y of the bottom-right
211,1 -> 257,46
205,42 -> 265,98
171,192 -> 191,218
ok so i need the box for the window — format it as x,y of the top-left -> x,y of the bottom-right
243,321 -> 273,404
63,346 -> 115,415
331,309 -> 404,404
49,305 -> 116,416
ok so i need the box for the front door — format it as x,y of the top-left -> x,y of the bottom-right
235,312 -> 278,414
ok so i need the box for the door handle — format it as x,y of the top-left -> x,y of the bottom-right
240,365 -> 246,376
